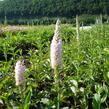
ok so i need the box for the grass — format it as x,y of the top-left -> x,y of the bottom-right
0,24 -> 109,109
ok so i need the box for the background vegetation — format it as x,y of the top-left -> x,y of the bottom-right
0,24 -> 109,108
0,0 -> 109,25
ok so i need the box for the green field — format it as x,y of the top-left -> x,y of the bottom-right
0,24 -> 109,109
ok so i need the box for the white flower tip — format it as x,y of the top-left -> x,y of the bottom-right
15,60 -> 26,86
50,19 -> 62,69
56,19 -> 61,28
56,19 -> 61,25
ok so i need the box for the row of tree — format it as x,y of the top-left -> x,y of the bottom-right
0,0 -> 109,24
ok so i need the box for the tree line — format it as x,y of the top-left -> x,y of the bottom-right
0,0 -> 108,24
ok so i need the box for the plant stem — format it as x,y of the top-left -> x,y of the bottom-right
76,15 -> 80,41
19,85 -> 25,108
54,67 -> 60,109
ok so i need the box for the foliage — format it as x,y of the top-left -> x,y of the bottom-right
0,24 -> 109,108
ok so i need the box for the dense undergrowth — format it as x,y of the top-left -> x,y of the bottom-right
0,24 -> 109,109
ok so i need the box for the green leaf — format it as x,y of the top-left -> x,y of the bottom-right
101,92 -> 107,103
101,84 -> 108,103
24,88 -> 32,109
103,72 -> 109,85
92,93 -> 101,109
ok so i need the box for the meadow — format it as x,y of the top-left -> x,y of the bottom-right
0,23 -> 109,109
